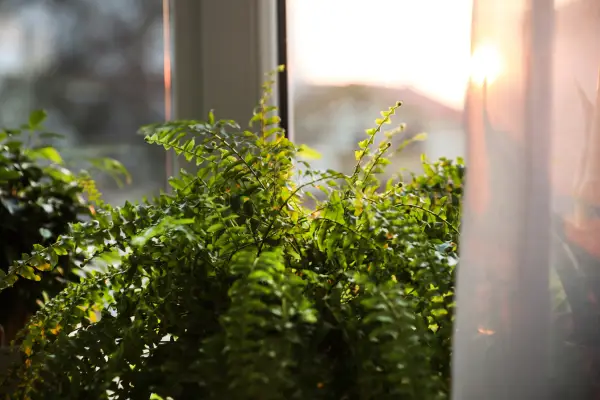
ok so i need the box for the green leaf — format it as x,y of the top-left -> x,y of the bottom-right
89,157 -> 132,186
207,223 -> 225,233
28,146 -> 64,164
413,132 -> 428,142
423,163 -> 434,177
34,263 -> 52,272
297,144 -> 321,160
53,246 -> 69,256
0,169 -> 20,181
28,109 -> 47,130
17,266 -> 41,281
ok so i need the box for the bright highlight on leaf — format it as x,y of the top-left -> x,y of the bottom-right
297,144 -> 322,160
27,147 -> 64,164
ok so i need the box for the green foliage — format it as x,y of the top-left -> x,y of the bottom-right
0,76 -> 462,399
0,110 -> 130,343
0,111 -> 91,341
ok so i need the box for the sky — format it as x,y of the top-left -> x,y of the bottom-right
287,0 -> 474,108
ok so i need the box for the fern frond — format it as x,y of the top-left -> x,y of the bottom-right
356,275 -> 446,399
222,248 -> 316,399
78,173 -> 104,207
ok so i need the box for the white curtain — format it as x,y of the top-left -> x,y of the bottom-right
453,0 -> 600,398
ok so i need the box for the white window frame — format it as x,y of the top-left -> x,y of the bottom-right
167,0 -> 287,176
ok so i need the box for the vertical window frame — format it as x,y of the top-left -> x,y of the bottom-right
168,0 -> 285,177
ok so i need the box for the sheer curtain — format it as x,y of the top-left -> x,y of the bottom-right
453,0 -> 600,398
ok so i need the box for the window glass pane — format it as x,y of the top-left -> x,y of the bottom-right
0,0 -> 167,205
287,0 -> 472,180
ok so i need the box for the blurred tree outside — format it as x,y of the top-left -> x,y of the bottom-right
0,0 -> 166,204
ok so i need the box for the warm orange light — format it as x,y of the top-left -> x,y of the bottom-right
162,0 -> 172,120
162,0 -> 173,181
470,44 -> 503,86
477,326 -> 495,336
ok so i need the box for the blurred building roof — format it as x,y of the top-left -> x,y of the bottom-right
294,83 -> 462,126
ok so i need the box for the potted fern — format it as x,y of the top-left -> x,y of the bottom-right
0,76 -> 461,399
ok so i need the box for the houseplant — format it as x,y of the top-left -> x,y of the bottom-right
0,110 -> 129,345
0,110 -> 92,345
0,75 -> 462,399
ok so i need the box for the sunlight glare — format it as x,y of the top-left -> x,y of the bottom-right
470,44 -> 503,85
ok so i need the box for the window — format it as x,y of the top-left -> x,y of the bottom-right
0,0 -> 167,204
0,0 -> 472,197
286,0 -> 472,177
